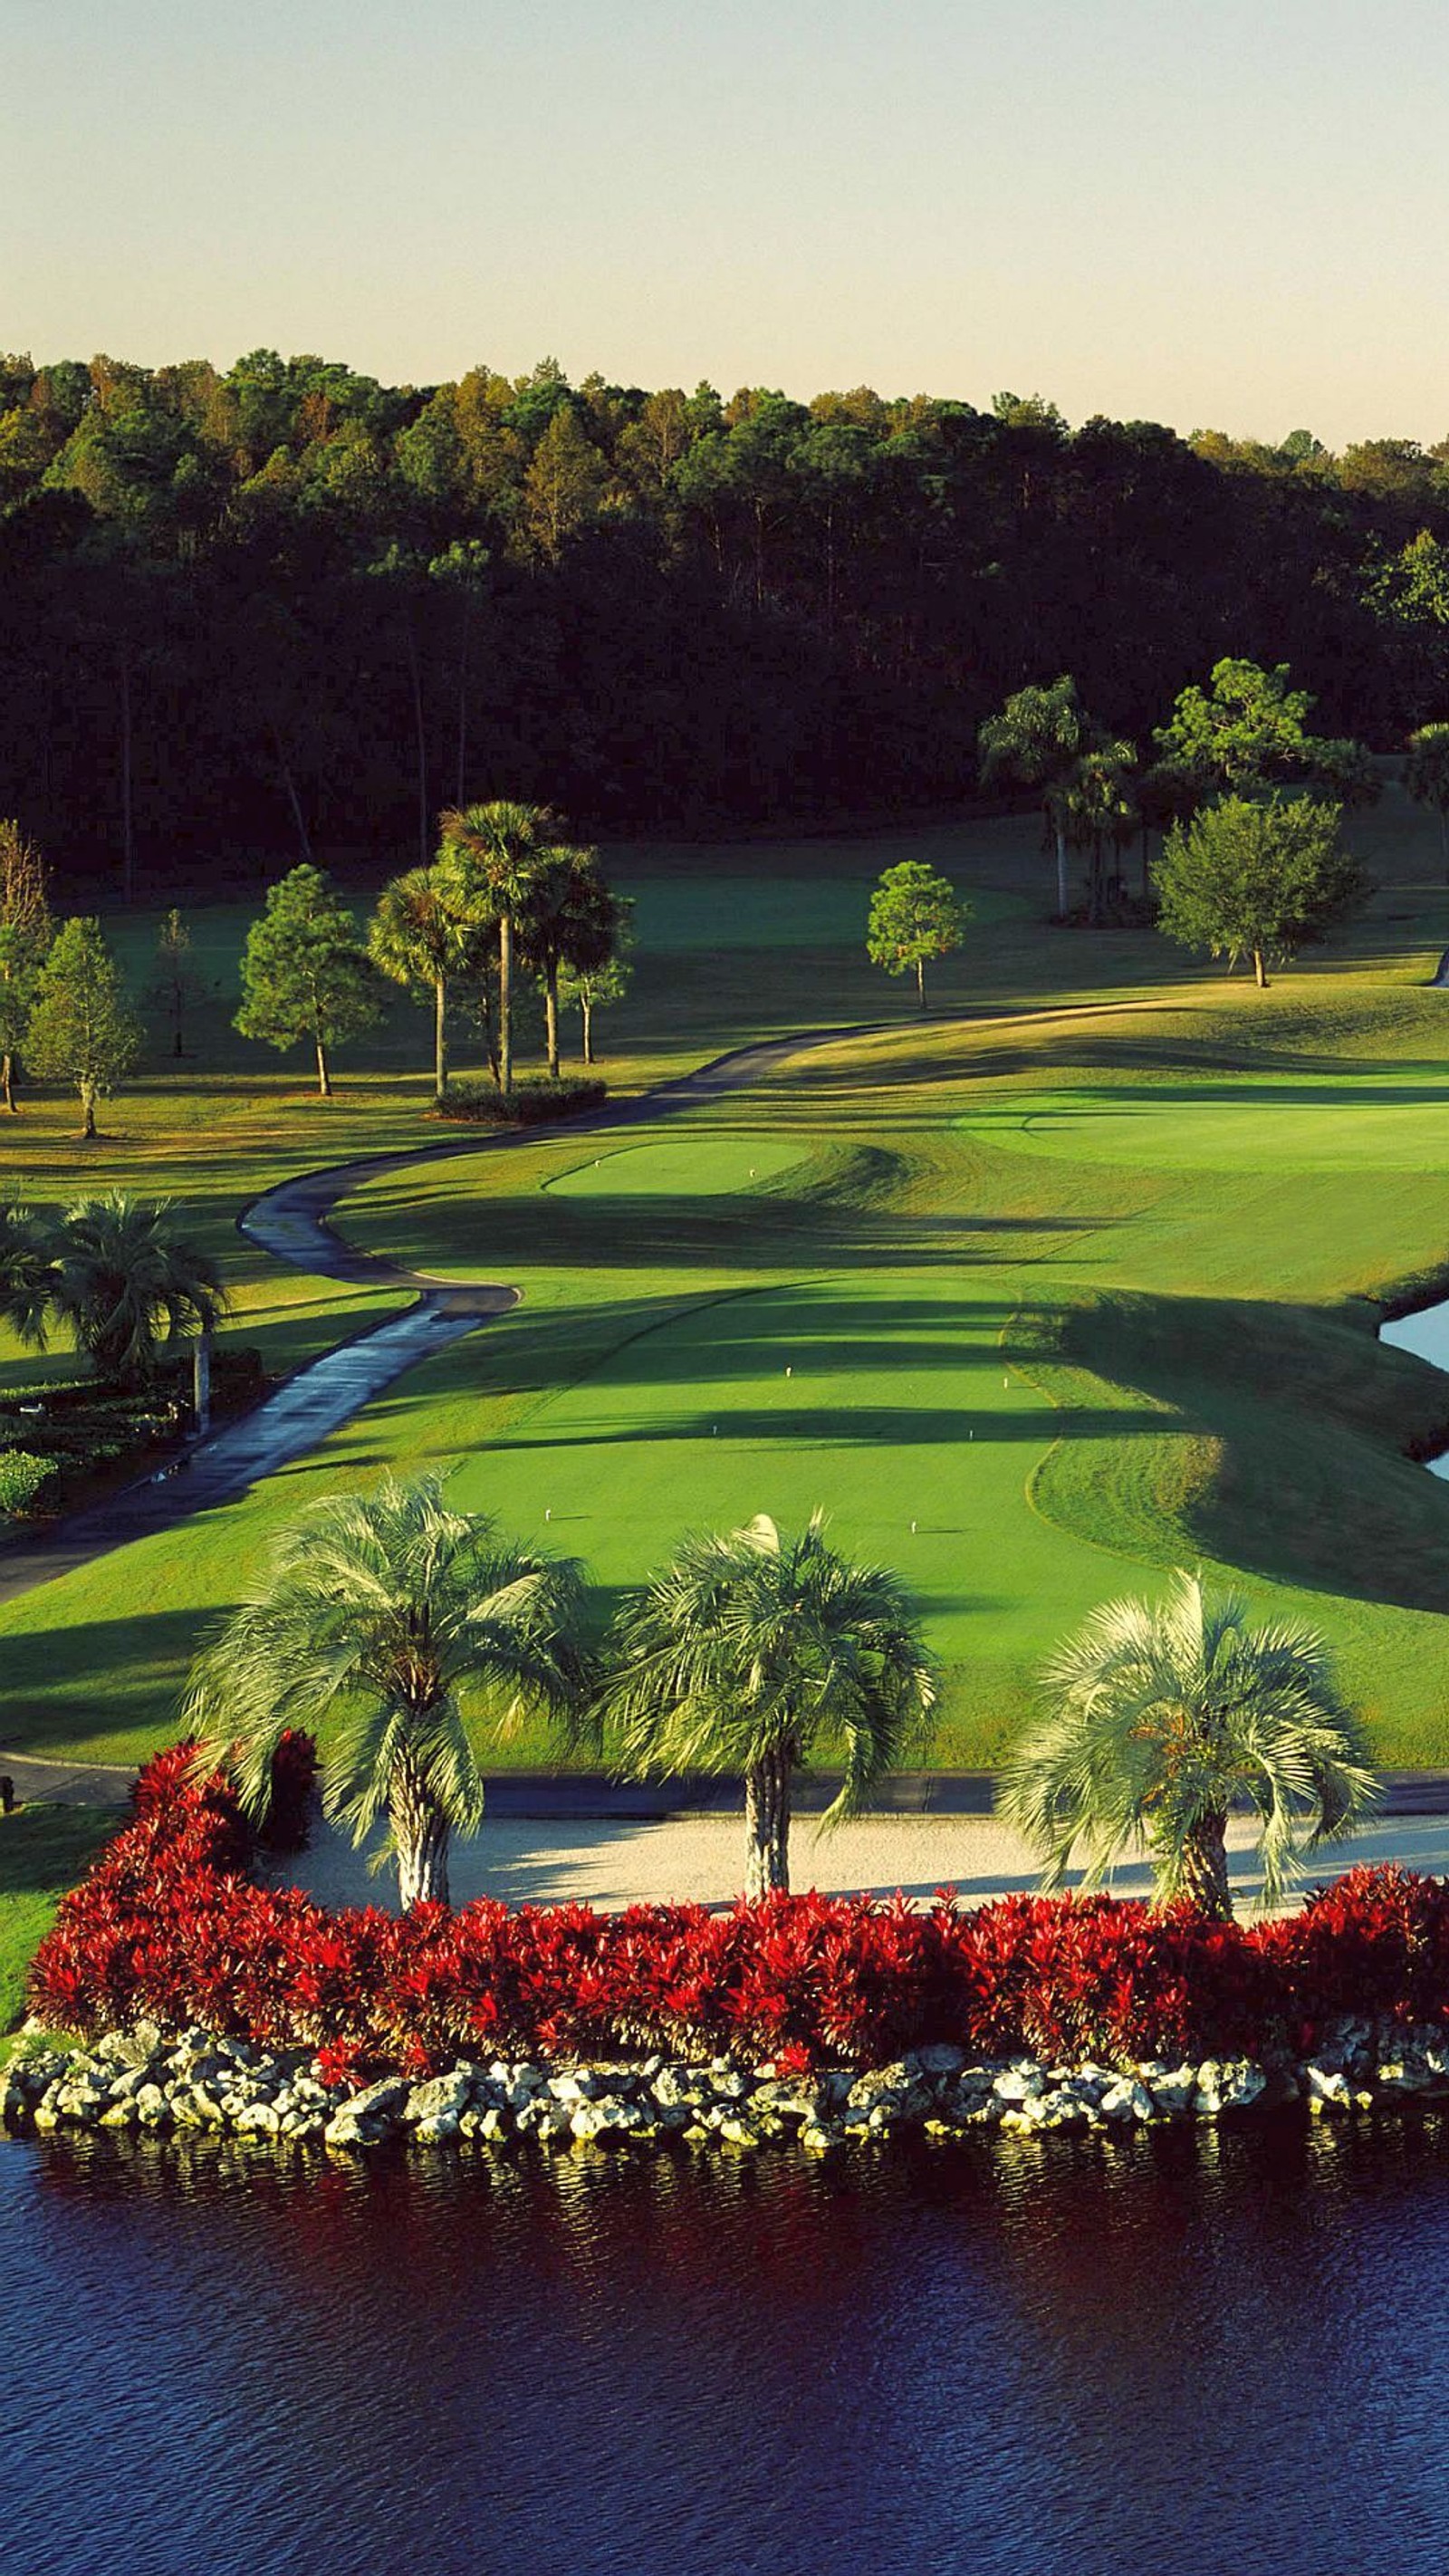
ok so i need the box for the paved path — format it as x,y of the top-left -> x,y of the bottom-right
0,996 -> 1187,1620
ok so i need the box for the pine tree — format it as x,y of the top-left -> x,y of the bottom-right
235,865 -> 382,1098
24,917 -> 140,1138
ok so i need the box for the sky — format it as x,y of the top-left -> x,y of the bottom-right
5,0 -> 1448,446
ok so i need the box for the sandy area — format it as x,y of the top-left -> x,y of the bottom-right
267,1808 -> 1449,1916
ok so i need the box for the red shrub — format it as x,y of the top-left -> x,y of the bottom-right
27,1745 -> 1449,2074
1260,1864 -> 1449,2042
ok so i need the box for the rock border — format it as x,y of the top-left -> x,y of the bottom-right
6,2016 -> 1449,2158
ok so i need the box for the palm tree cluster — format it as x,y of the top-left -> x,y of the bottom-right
367,801 -> 626,1104
0,1191 -> 226,1387
188,1485 -> 936,1909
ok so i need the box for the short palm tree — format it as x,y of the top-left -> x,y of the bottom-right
185,1475 -> 590,1908
46,1192 -> 226,1385
0,1198 -> 54,1350
437,800 -> 558,1095
998,1572 -> 1377,1918
602,1513 -> 936,1898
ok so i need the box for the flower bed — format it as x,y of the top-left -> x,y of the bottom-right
18,1745 -> 1449,2123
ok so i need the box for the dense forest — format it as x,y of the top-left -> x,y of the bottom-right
5,350 -> 1449,889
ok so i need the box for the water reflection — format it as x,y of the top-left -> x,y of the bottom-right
5,2118 -> 1449,2574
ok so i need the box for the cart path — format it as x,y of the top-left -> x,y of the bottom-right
0,995 -> 1204,1625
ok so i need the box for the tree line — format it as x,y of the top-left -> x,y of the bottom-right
9,352 -> 1449,881
0,803 -> 632,1126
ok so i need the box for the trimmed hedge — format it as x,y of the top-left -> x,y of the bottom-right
27,1743 -> 1449,2080
434,1075 -> 607,1127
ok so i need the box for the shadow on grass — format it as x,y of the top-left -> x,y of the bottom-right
1032,1284 -> 1449,1616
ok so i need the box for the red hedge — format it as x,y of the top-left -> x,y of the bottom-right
28,1750 -> 1449,2072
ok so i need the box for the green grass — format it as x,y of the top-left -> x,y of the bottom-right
7,792 -> 1449,1765
0,1804 -> 116,2035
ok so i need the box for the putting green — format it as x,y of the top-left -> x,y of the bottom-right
964,1072 -> 1449,1171
545,1137 -> 806,1199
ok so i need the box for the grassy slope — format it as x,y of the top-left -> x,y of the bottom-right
0,1804 -> 115,2035
5,799 -> 1449,1763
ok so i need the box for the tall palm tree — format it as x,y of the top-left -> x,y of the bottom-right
977,677 -> 1089,917
368,863 -> 490,1105
46,1193 -> 227,1386
602,1513 -> 936,1898
437,800 -> 558,1095
1049,743 -> 1137,924
1405,723 -> 1449,879
998,1572 -> 1377,1919
185,1475 -> 590,1908
516,844 -> 618,1079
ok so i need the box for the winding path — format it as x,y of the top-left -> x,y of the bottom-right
0,1027 -> 847,1623
9,999 -> 1449,1820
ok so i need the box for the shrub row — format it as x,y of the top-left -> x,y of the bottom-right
28,1744 -> 1449,2077
434,1075 -> 608,1126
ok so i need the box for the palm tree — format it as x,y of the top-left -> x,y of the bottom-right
0,1198 -> 53,1349
516,845 -> 619,1079
1405,723 -> 1449,879
185,1475 -> 590,1908
602,1513 -> 936,1898
437,800 -> 559,1095
997,1572 -> 1377,1919
1049,743 -> 1138,924
46,1193 -> 227,1386
368,863 -> 490,1105
977,677 -> 1089,916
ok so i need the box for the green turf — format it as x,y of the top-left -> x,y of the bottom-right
7,793 -> 1449,1768
0,1805 -> 116,2034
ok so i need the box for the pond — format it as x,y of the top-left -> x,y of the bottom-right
5,2116 -> 1449,2575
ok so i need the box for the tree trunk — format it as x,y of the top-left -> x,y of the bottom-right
498,911 -> 513,1095
270,722 -> 313,865
406,618 -> 428,868
315,1033 -> 332,1100
389,1761 -> 451,1910
744,1743 -> 792,1898
1178,1811 -> 1233,1920
79,1074 -> 98,1140
119,650 -> 135,905
1054,822 -> 1069,917
434,973 -> 447,1104
915,955 -> 926,1011
581,993 -> 594,1066
456,589 -> 472,805
2,1051 -> 15,1113
1441,805 -> 1447,882
545,960 -> 561,1077
1252,947 -> 1269,989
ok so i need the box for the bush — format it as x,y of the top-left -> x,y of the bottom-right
435,1075 -> 607,1127
32,1744 -> 1449,2074
0,1449 -> 58,1520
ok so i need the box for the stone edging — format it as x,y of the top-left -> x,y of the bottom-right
5,2015 -> 1445,2158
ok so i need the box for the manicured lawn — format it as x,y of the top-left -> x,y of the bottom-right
5,795 -> 1449,1765
0,1804 -> 117,2037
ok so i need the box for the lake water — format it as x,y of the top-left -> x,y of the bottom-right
5,2116 -> 1449,2576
